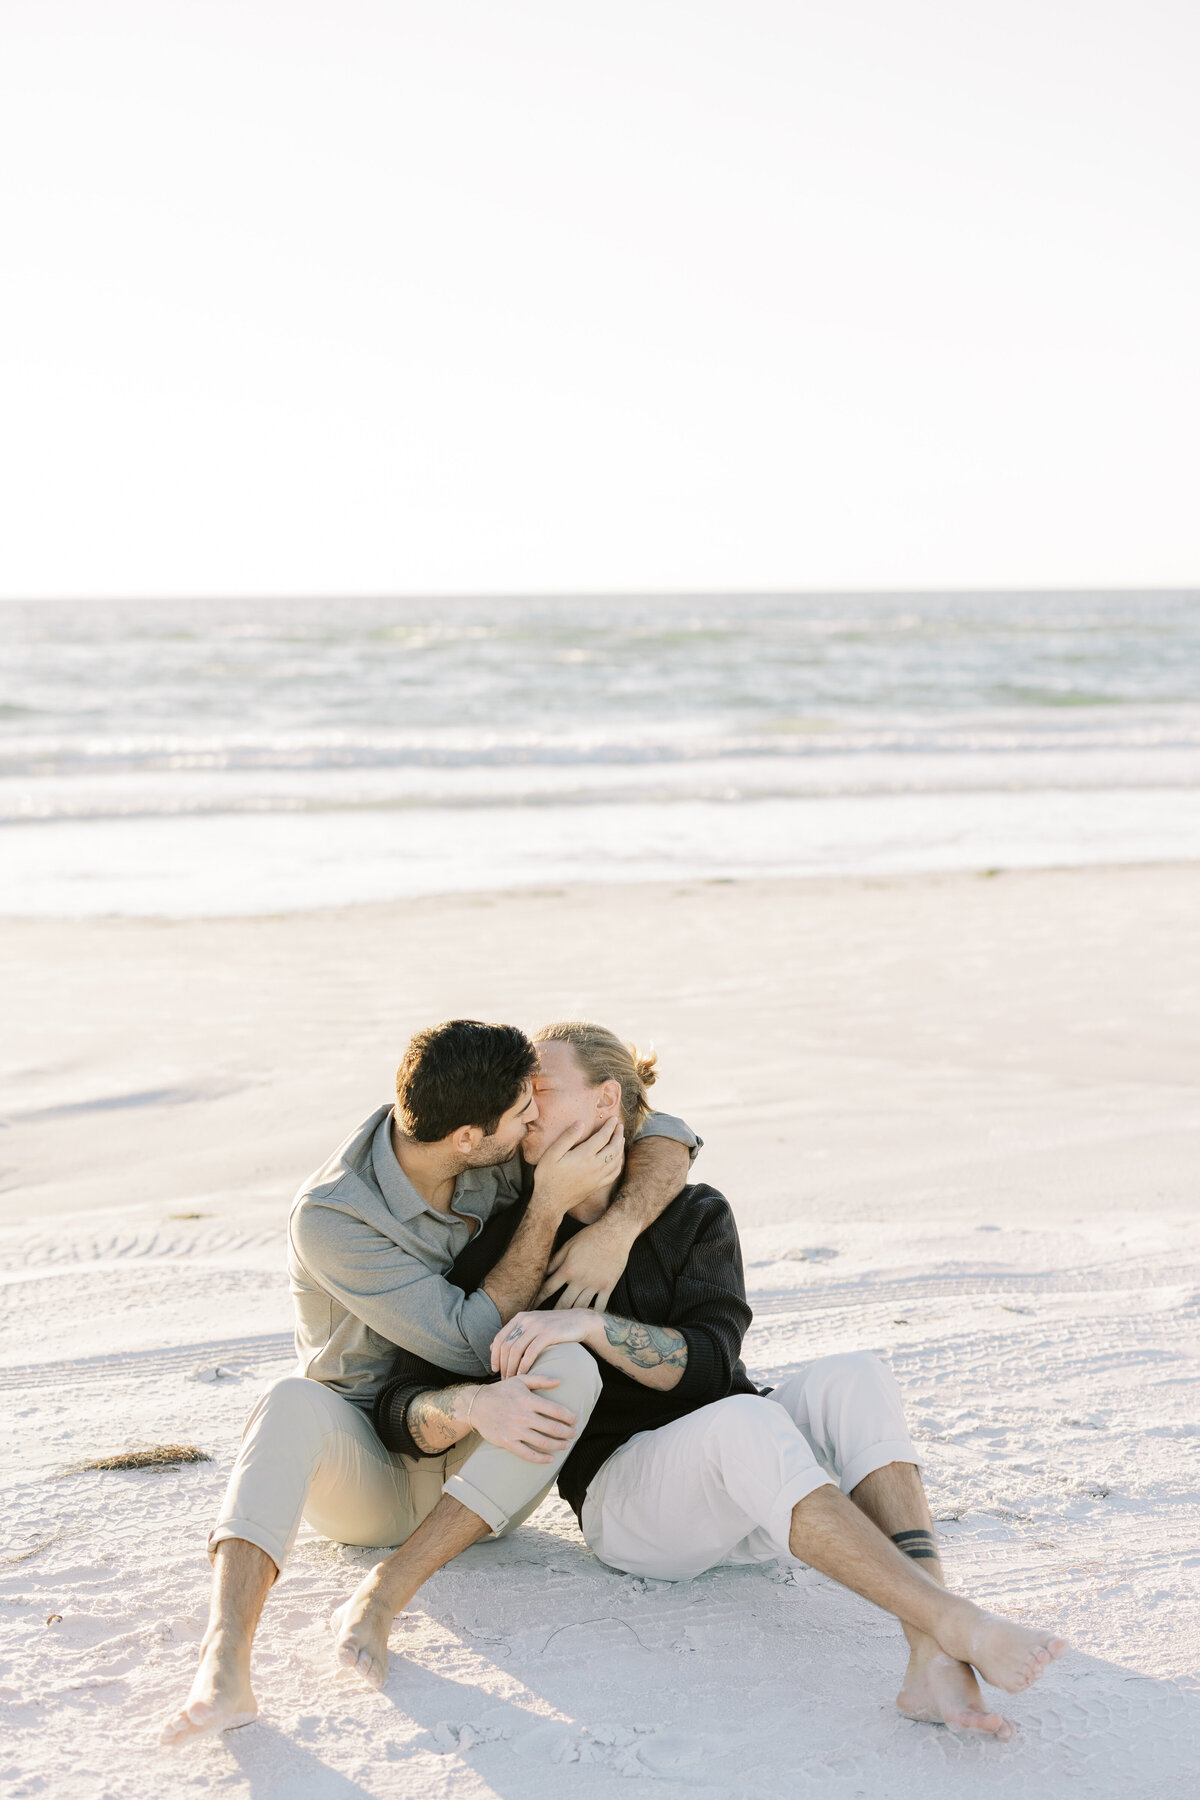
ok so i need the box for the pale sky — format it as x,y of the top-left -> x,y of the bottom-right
2,0 -> 1197,598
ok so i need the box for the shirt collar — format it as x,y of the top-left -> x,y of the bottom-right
371,1111 -> 433,1221
370,1111 -> 501,1224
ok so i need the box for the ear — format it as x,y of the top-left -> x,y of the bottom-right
596,1079 -> 622,1121
450,1124 -> 483,1156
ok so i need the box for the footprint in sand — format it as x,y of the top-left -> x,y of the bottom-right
430,1720 -> 511,1754
509,1720 -> 741,1774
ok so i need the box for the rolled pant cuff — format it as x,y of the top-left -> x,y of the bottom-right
208,1519 -> 289,1576
838,1437 -> 919,1496
766,1466 -> 838,1556
443,1471 -> 510,1536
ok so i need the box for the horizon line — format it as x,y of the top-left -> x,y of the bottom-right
4,584 -> 1199,607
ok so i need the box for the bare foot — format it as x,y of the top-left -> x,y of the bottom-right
898,1646 -> 1015,1739
965,1614 -> 1067,1694
937,1600 -> 1067,1694
330,1573 -> 396,1691
159,1633 -> 257,1745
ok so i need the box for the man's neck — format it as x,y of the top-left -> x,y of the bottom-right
390,1116 -> 465,1214
565,1167 -> 621,1226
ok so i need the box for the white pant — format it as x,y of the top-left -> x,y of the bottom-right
211,1340 -> 602,1572
581,1351 -> 917,1581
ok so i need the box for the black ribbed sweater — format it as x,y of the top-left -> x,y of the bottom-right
372,1183 -> 759,1522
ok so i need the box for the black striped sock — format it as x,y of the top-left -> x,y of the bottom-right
891,1528 -> 939,1562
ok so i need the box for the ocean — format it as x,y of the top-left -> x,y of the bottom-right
2,592 -> 1198,916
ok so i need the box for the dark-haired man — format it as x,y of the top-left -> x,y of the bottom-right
162,1018 -> 697,1745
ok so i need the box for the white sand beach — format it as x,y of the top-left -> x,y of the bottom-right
2,864 -> 1199,1799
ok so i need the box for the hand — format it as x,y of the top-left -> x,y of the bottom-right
491,1309 -> 601,1380
536,1214 -> 635,1309
468,1375 -> 578,1465
529,1114 -> 625,1220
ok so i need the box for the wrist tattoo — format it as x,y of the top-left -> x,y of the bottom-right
891,1529 -> 940,1563
407,1384 -> 474,1454
602,1314 -> 687,1371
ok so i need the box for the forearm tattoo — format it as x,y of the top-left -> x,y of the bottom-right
891,1528 -> 940,1563
602,1314 -> 688,1371
407,1384 -> 475,1454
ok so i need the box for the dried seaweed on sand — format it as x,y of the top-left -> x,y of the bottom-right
55,1444 -> 212,1476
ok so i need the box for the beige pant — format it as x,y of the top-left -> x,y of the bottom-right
210,1340 -> 602,1572
582,1351 -> 917,1581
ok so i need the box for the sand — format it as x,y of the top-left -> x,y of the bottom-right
2,864 -> 1199,1799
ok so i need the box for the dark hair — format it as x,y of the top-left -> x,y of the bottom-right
395,1019 -> 537,1143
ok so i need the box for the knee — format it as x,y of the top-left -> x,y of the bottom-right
258,1373 -> 324,1412
812,1352 -> 907,1429
243,1373 -> 335,1438
529,1340 -> 603,1405
817,1350 -> 894,1395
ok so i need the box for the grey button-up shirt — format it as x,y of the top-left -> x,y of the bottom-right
288,1104 -> 700,1408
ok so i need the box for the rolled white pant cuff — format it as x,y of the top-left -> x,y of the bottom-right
208,1519 -> 287,1575
443,1471 -> 509,1535
838,1437 -> 919,1496
766,1466 -> 838,1555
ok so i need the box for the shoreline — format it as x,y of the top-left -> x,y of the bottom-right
7,785 -> 1200,918
2,852 -> 1199,927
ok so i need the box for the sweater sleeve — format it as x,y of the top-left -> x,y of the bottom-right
663,1194 -> 753,1406
371,1342 -> 472,1458
373,1375 -> 443,1458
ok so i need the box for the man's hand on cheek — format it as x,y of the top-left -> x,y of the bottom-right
536,1212 -> 636,1311
529,1115 -> 624,1218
